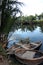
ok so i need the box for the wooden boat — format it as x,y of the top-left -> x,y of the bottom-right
15,48 -> 43,65
6,44 -> 20,52
7,41 -> 42,52
16,41 -> 42,50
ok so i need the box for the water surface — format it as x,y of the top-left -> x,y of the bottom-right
8,24 -> 43,52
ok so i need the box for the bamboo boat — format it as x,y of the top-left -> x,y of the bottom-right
15,48 -> 43,65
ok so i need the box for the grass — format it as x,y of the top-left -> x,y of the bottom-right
0,43 -> 7,57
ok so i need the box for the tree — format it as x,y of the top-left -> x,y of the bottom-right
39,13 -> 43,20
0,0 -> 23,32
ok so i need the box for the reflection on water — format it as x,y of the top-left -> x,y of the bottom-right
8,24 -> 43,52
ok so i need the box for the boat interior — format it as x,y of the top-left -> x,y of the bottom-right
16,42 -> 41,49
15,48 -> 43,59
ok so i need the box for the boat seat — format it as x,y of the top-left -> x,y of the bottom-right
21,51 -> 36,59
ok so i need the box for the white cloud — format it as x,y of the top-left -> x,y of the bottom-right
18,0 -> 43,16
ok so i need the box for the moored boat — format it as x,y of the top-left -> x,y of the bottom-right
7,41 -> 42,53
6,44 -> 20,52
16,41 -> 42,50
15,48 -> 43,65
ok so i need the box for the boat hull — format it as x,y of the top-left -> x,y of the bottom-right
15,55 -> 43,65
34,44 -> 42,50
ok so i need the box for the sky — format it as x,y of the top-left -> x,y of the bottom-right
18,0 -> 43,16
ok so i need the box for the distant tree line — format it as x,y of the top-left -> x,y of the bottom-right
16,13 -> 43,25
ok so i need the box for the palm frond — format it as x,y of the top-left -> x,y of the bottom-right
11,7 -> 22,14
8,1 -> 24,6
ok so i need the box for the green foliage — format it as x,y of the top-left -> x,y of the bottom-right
15,13 -> 43,25
33,20 -> 43,22
0,44 -> 7,57
26,15 -> 35,21
17,15 -> 36,23
0,0 -> 23,33
38,13 -> 43,20
2,17 -> 13,33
